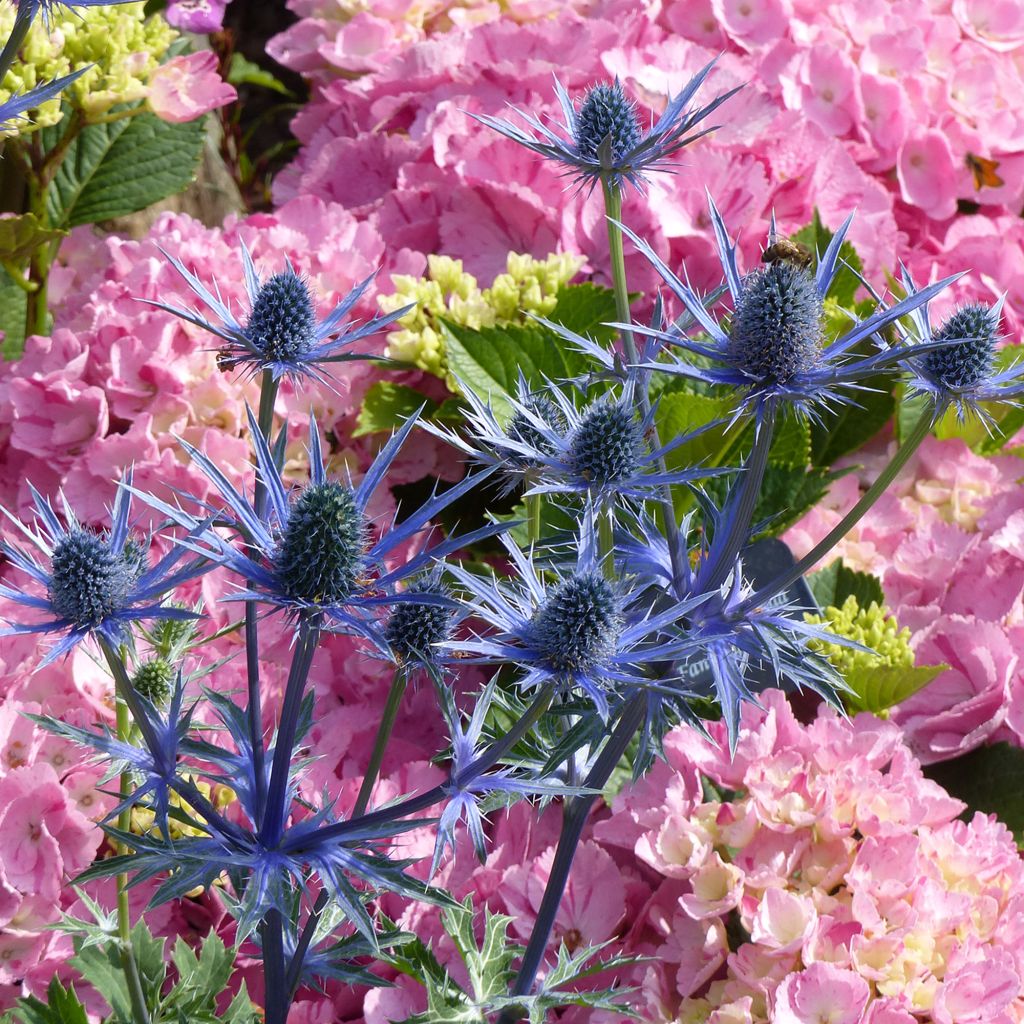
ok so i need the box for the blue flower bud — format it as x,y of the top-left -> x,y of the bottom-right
245,270 -> 317,364
568,401 -> 644,486
922,303 -> 998,390
385,583 -> 453,665
575,81 -> 641,165
507,395 -> 565,469
529,572 -> 621,673
275,483 -> 364,605
729,262 -> 823,382
48,530 -> 140,628
131,658 -> 174,706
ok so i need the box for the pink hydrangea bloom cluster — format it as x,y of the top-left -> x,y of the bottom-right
593,690 -> 1024,1024
0,197 -> 462,1002
267,0 -> 1024,331
786,434 -> 1024,764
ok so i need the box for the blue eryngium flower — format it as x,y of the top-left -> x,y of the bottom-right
139,407 -> 500,653
444,509 -> 699,721
621,198 -> 963,421
383,568 -> 455,672
472,61 -> 740,193
145,242 -> 412,387
877,267 -> 1024,424
422,374 -> 723,503
0,475 -> 205,666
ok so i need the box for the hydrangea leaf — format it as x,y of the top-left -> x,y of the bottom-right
44,108 -> 205,229
842,662 -> 949,715
809,377 -> 895,466
0,266 -> 28,358
546,282 -> 619,342
0,212 -> 67,264
793,208 -> 863,308
226,53 -> 294,97
655,391 -> 739,469
354,382 -> 464,437
809,559 -> 885,609
768,413 -> 812,468
926,743 -> 1024,845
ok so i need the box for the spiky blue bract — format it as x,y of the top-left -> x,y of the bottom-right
445,508 -> 700,722
0,475 -> 207,666
132,406 -> 502,654
729,262 -> 823,382
143,241 -> 413,388
619,196 -> 964,422
0,66 -> 89,130
875,267 -> 1024,425
472,59 -> 740,193
421,373 -> 725,504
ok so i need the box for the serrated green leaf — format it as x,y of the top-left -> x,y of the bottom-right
925,742 -> 1024,845
843,662 -> 948,715
227,53 -> 293,96
769,414 -> 811,468
655,392 -> 741,469
46,109 -> 205,228
808,560 -> 885,609
793,209 -> 863,308
354,382 -> 437,437
546,283 -> 619,342
11,978 -> 90,1024
0,213 -> 67,264
750,465 -> 847,537
444,898 -> 518,1003
810,381 -> 895,466
444,320 -> 589,419
0,265 -> 29,359
166,932 -> 235,1013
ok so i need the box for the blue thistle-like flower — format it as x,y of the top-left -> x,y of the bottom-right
144,242 -> 412,387
728,262 -> 823,383
444,507 -> 699,721
619,198 -> 964,421
422,374 -> 724,503
383,572 -> 455,670
472,61 -> 740,193
882,269 -> 1024,423
0,475 -> 206,666
135,407 -> 502,653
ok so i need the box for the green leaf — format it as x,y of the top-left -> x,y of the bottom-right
164,932 -> 236,1014
810,381 -> 895,466
793,208 -> 863,308
925,742 -> 1024,845
808,559 -> 885,609
354,382 -> 437,437
0,213 -> 67,264
546,283 -> 619,342
751,465 -> 849,537
11,978 -> 89,1024
444,320 -> 589,419
769,413 -> 811,468
227,53 -> 293,96
444,898 -> 519,1004
655,392 -> 741,470
0,266 -> 28,359
46,109 -> 205,228
842,662 -> 948,715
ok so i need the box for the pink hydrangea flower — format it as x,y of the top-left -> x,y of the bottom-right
148,52 -> 237,124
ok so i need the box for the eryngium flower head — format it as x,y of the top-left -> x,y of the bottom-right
0,475 -> 205,666
422,374 -> 723,503
444,507 -> 698,720
136,407 -> 501,650
384,574 -> 454,669
621,198 -> 963,422
275,482 -> 364,605
472,60 -> 740,193
880,267 -> 1023,424
528,572 -> 621,673
131,658 -> 174,706
144,241 -> 412,387
921,304 -> 998,390
729,262 -> 823,383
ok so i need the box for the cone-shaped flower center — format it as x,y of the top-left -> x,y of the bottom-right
575,81 -> 642,165
275,483 -> 364,605
132,658 -> 174,706
48,530 -> 139,627
529,572 -> 621,673
385,583 -> 453,664
729,262 -> 823,383
507,395 -> 565,468
568,401 -> 644,486
922,304 -> 998,390
246,271 -> 317,363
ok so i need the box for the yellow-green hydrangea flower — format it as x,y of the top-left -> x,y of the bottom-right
379,251 -> 583,377
0,1 -> 176,133
804,595 -> 914,677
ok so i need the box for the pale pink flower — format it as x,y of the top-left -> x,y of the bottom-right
749,886 -> 817,954
933,953 -> 1021,1024
773,962 -> 870,1024
148,52 -> 237,124
897,130 -> 959,219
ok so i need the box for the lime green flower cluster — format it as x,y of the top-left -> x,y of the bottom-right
0,2 -> 176,133
379,251 -> 584,376
805,596 -> 914,677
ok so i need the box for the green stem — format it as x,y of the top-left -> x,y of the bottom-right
740,403 -> 934,613
525,491 -> 542,546
598,504 -> 615,581
352,669 -> 408,817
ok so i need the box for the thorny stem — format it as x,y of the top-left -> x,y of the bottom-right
739,402 -> 934,613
